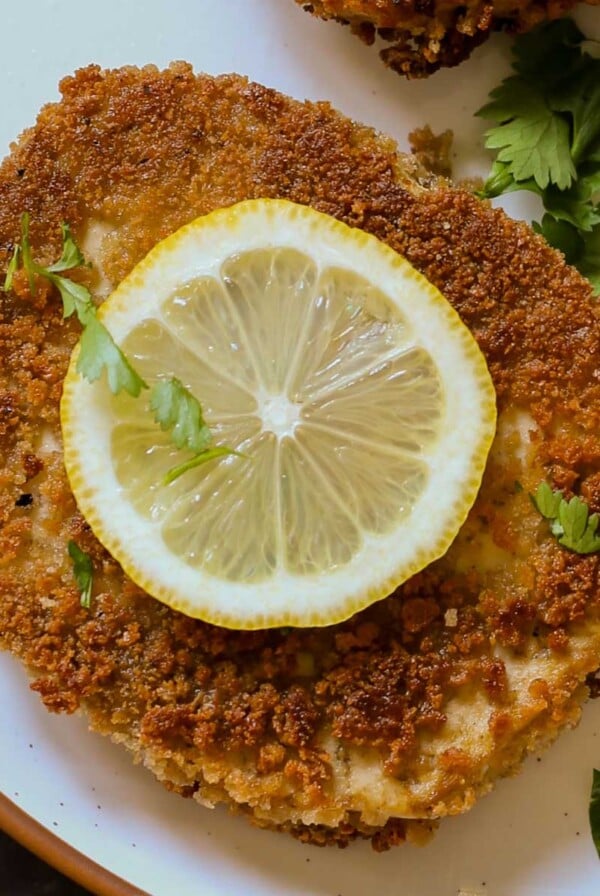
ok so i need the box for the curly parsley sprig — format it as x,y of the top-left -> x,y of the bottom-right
477,20 -> 600,295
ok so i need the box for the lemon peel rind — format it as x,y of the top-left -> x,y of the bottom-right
61,199 -> 497,630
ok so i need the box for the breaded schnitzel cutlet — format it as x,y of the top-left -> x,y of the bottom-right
296,0 -> 600,76
1,64 -> 599,849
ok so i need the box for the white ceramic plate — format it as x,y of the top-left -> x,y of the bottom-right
1,2 -> 600,894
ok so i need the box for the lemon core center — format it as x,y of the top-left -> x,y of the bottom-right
260,391 -> 302,438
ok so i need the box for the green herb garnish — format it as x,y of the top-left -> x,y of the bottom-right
150,377 -> 213,455
4,215 -> 238,478
77,314 -> 147,397
531,481 -> 600,554
590,769 -> 600,858
477,20 -> 600,294
4,244 -> 20,292
67,540 -> 94,609
162,445 -> 241,485
150,377 -> 242,483
5,213 -> 147,396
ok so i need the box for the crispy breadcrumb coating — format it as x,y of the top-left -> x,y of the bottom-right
296,0 -> 600,76
0,64 -> 599,849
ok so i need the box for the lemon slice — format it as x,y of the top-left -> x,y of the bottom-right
61,199 -> 496,629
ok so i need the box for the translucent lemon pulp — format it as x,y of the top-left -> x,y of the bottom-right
61,199 -> 497,628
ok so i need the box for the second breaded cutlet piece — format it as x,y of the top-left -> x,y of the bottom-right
0,64 -> 599,849
296,0 -> 600,76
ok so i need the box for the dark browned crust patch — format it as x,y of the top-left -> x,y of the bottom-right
297,0 -> 593,76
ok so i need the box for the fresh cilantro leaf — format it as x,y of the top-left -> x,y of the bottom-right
163,445 -> 241,485
591,769 -> 600,858
531,482 -> 600,554
77,315 -> 148,397
67,540 -> 94,609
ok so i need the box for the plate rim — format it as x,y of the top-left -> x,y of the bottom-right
0,793 -> 150,896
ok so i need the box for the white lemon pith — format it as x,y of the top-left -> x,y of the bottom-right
61,199 -> 496,629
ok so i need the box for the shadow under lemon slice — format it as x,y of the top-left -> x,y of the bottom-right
60,199 -> 497,629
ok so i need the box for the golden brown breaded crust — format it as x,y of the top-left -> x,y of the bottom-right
297,0 -> 599,76
0,64 -> 599,850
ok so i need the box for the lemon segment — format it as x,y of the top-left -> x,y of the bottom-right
61,199 -> 497,629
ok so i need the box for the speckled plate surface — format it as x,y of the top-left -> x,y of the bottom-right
1,2 -> 600,894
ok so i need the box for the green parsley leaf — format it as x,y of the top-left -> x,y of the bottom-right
4,213 -> 236,471
150,377 -> 243,483
67,540 -> 94,609
532,216 -> 585,267
477,160 -> 542,201
477,20 -> 600,295
3,213 -> 148,396
557,495 -> 590,545
49,273 -> 96,324
479,79 -> 576,191
532,217 -> 600,292
511,19 -> 584,82
150,377 -> 212,454
46,222 -> 86,273
587,140 -> 600,165
542,178 -> 600,233
531,482 -> 600,554
531,481 -> 562,519
34,220 -> 94,323
77,315 -> 147,397
551,61 -> 600,165
590,769 -> 600,858
7,212 -> 95,319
